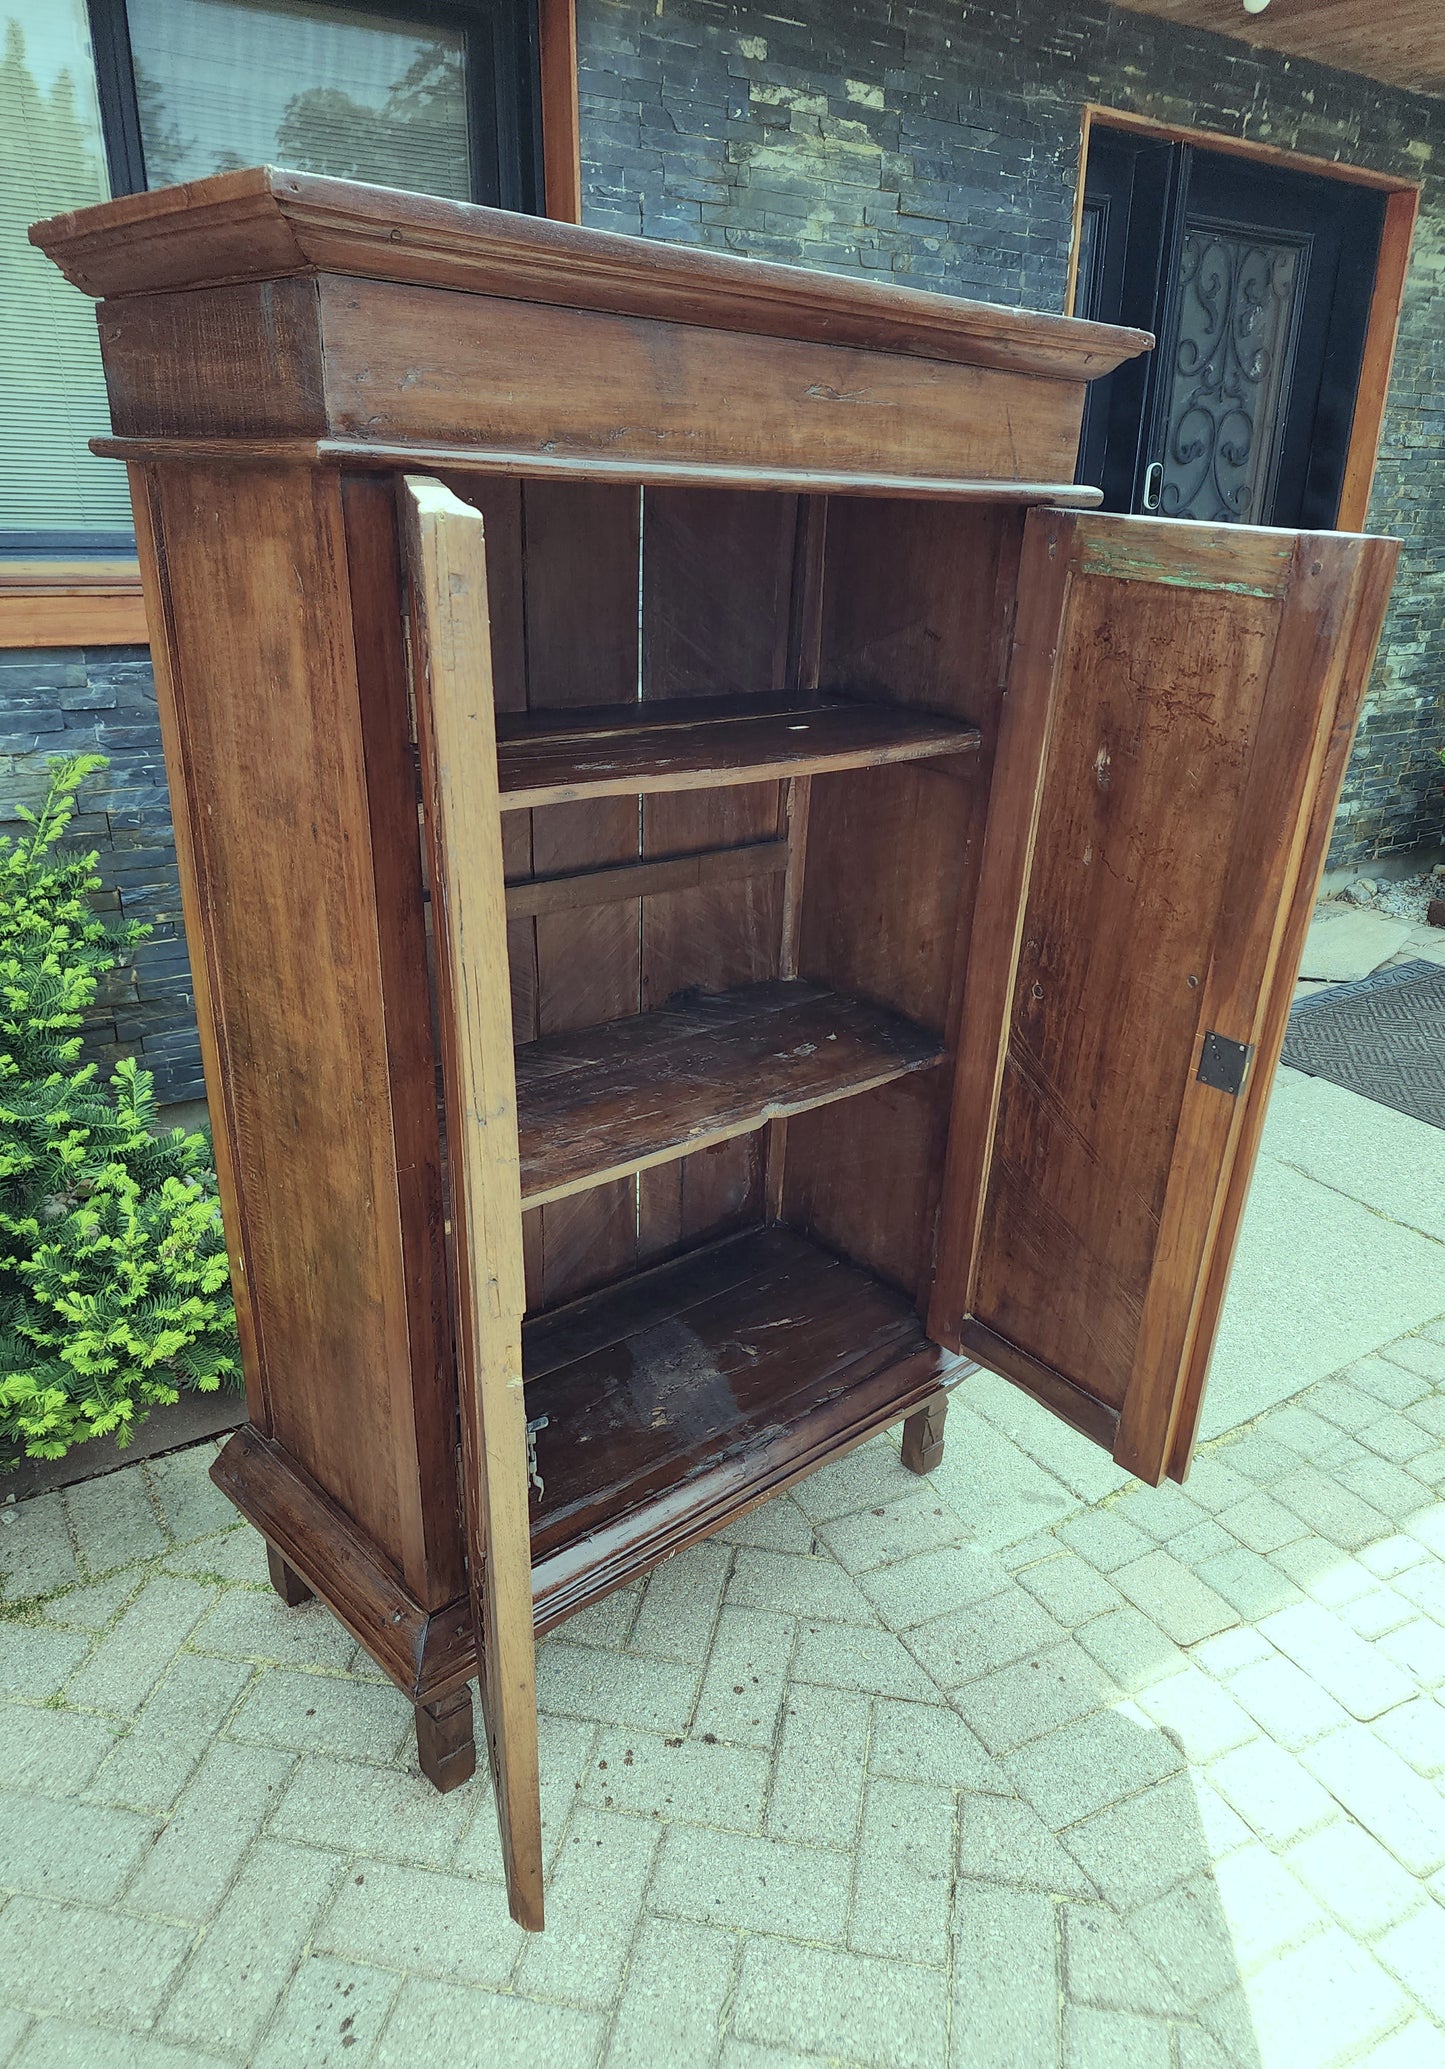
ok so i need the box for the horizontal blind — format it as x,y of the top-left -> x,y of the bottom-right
0,4 -> 134,537
126,0 -> 471,198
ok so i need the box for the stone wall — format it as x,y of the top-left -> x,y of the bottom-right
577,0 -> 1445,861
0,645 -> 201,1107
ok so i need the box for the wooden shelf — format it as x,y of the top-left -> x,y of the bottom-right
515,978 -> 944,1208
524,1225 -> 945,1617
495,696 -> 981,809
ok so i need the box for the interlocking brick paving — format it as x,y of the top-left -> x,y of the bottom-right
4,1308 -> 1445,2067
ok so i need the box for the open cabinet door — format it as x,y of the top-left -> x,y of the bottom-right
930,510 -> 1398,1486
399,477 -> 544,1929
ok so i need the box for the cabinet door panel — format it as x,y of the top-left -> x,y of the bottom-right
400,477 -> 543,1929
930,510 -> 1397,1484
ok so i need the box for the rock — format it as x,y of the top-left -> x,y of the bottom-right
1345,879 -> 1378,903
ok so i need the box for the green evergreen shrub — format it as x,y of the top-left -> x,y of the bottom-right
0,755 -> 240,1463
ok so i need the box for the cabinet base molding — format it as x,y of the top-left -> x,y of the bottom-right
956,1320 -> 1120,1454
213,1427 -> 469,1703
213,1323 -> 958,1738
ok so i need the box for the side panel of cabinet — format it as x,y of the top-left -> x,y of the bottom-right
133,460 -> 461,1602
930,511 -> 1398,1484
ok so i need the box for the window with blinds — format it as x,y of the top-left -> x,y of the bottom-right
125,0 -> 472,198
1,3 -> 134,546
5,0 -> 518,555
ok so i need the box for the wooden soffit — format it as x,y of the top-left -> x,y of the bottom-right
1108,0 -> 1445,99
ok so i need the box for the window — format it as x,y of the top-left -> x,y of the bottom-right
1,3 -> 134,548
2,0 -> 540,555
102,0 -> 540,209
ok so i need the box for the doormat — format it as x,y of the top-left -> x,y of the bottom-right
1282,958 -> 1445,1132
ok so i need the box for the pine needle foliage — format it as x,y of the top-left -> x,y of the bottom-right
1,755 -> 240,1463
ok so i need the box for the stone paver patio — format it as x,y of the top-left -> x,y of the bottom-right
2,1058 -> 1445,2069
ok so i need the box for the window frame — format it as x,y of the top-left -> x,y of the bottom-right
85,0 -> 544,212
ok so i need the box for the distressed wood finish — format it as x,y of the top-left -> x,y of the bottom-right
415,1686 -> 477,1793
931,512 -> 1400,1484
400,477 -> 543,1930
265,1543 -> 313,1608
515,979 -> 945,1207
92,277 -> 1089,486
901,1395 -> 949,1476
496,697 -> 981,808
94,435 -> 1110,505
505,838 -> 787,920
136,461 -> 457,1600
42,171 -> 1403,1928
33,166 -> 1147,378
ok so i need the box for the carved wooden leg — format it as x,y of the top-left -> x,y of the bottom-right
416,1685 -> 477,1794
901,1393 -> 948,1475
266,1542 -> 313,1607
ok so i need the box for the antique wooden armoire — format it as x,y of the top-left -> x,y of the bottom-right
34,169 -> 1398,1929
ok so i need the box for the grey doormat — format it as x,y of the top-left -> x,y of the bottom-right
1283,958 -> 1445,1131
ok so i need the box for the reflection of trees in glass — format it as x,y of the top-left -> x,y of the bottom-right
1,17 -> 129,530
1,19 -> 100,202
132,58 -> 190,186
275,41 -> 467,195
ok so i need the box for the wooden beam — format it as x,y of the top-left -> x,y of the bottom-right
0,560 -> 147,648
505,838 -> 787,919
1103,0 -> 1445,100
539,0 -> 582,226
1338,185 -> 1418,532
1076,103 -> 1423,195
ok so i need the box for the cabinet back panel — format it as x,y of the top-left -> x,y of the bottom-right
972,573 -> 1283,1411
786,497 -> 1018,1300
797,761 -> 975,1035
468,483 -> 799,1309
636,490 -> 796,1283
642,488 -> 799,699
818,499 -> 1023,719
782,1074 -> 949,1304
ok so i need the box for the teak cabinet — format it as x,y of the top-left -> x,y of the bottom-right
35,169 -> 1398,1930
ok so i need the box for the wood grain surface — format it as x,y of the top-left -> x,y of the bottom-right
401,475 -> 544,1930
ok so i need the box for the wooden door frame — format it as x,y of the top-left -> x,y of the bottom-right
539,0 -> 582,225
1067,105 -> 1419,533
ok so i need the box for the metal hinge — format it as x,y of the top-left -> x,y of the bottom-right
1197,1030 -> 1253,1097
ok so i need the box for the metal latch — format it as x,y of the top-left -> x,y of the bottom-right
525,1415 -> 550,1498
1198,1031 -> 1252,1097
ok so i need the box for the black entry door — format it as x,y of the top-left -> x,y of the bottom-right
1076,130 -> 1384,528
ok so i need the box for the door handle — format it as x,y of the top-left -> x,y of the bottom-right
1142,461 -> 1164,512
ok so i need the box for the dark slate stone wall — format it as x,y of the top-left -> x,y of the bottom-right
578,0 -> 1445,863
0,646 -> 202,1107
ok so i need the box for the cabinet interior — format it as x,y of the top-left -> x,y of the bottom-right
427,475 -> 1022,1600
